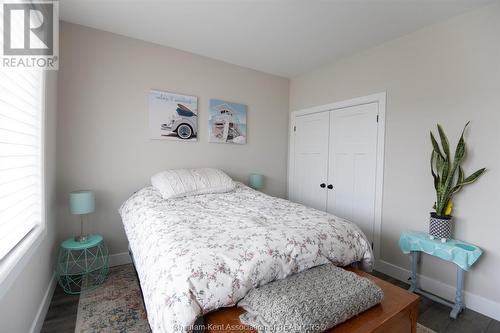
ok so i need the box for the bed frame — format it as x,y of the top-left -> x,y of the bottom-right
129,250 -> 419,333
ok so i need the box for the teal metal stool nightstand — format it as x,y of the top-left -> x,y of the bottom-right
399,231 -> 482,319
56,234 -> 109,294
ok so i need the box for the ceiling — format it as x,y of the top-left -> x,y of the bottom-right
59,0 -> 494,78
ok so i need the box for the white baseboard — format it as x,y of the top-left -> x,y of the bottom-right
109,251 -> 132,267
376,259 -> 500,321
30,273 -> 56,333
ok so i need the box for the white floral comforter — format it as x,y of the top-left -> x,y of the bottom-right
119,183 -> 373,333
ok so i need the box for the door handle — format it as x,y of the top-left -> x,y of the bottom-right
327,184 -> 333,189
320,183 -> 326,188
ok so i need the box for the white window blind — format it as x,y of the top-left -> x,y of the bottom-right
0,70 -> 44,260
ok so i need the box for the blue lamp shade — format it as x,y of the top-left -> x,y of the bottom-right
69,190 -> 95,215
249,174 -> 265,190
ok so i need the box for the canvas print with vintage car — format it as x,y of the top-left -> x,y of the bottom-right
149,90 -> 198,141
208,99 -> 247,144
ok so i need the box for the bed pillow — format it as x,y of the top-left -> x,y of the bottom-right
151,168 -> 235,199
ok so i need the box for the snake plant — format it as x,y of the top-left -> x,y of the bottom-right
430,122 -> 485,217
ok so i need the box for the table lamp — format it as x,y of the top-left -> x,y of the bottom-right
69,190 -> 95,243
249,174 -> 265,190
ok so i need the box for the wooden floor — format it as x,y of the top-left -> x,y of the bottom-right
41,268 -> 500,333
41,284 -> 79,333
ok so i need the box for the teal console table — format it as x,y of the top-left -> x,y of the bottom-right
399,231 -> 482,319
56,234 -> 109,294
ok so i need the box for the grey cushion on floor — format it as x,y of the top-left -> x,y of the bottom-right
238,264 -> 384,333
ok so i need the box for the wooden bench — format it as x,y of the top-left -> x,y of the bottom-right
204,268 -> 420,333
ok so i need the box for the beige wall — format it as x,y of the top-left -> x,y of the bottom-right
57,23 -> 290,257
290,4 -> 500,314
0,72 -> 58,332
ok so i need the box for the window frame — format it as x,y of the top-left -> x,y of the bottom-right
0,70 -> 48,295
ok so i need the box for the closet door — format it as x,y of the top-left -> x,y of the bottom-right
291,111 -> 329,211
327,103 -> 378,243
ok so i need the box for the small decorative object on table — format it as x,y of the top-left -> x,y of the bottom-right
56,234 -> 109,294
399,231 -> 482,319
429,122 -> 485,242
248,173 -> 265,190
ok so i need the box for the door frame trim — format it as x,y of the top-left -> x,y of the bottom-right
288,92 -> 386,267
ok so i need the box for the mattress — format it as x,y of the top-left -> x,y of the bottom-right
119,182 -> 373,333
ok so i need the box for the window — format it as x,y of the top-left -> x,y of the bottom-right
0,70 -> 44,260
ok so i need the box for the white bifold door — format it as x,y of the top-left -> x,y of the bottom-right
291,111 -> 329,211
290,102 -> 379,244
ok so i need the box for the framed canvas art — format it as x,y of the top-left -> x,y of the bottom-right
149,90 -> 198,141
208,99 -> 247,144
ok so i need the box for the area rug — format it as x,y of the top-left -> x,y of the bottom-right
75,264 -> 436,333
75,264 -> 151,333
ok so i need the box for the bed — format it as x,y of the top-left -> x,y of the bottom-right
120,182 -> 373,333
